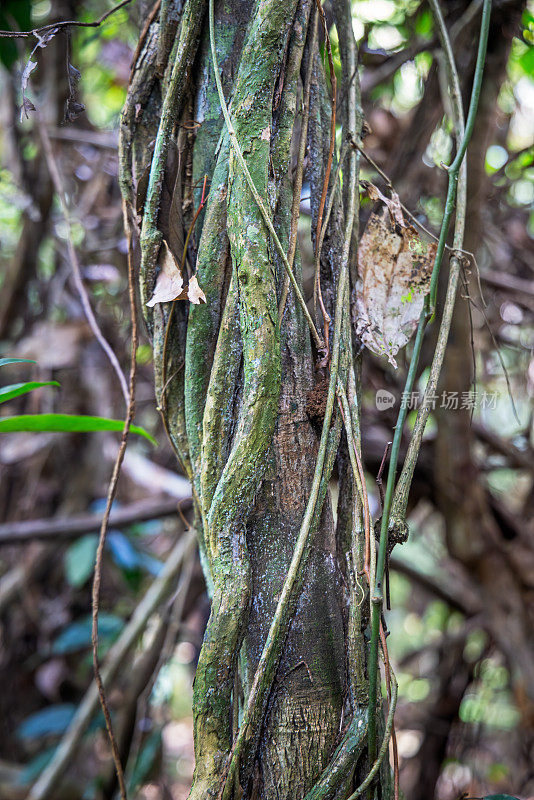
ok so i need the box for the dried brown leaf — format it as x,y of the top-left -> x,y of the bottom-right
363,181 -> 405,230
146,241 -> 184,307
64,98 -> 85,122
187,275 -> 206,305
21,96 -> 36,117
355,210 -> 436,367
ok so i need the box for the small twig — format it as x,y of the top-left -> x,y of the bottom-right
0,496 -> 192,545
376,441 -> 392,512
91,199 -> 141,800
38,121 -> 130,406
0,0 -> 135,38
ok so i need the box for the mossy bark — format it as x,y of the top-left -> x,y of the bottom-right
119,1 -> 384,798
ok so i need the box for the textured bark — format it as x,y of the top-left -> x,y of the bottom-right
120,1 -> 371,798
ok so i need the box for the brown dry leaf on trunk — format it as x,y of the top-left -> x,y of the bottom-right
146,241 -> 185,307
187,274 -> 206,305
355,209 -> 437,367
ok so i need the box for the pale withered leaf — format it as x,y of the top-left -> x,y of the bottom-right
187,275 -> 206,305
146,241 -> 184,307
355,209 -> 436,367
20,58 -> 37,118
21,58 -> 37,94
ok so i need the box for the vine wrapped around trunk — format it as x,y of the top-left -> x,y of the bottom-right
119,1 -> 386,797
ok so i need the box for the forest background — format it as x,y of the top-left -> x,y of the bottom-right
0,1 -> 533,799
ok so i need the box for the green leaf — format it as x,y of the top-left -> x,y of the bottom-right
0,381 -> 60,404
483,795 -> 520,800
0,413 -> 156,444
51,613 -> 123,655
64,534 -> 98,587
0,358 -> 36,368
518,45 -> 534,76
16,704 -> 77,741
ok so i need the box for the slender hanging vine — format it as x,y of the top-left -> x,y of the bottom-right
366,0 -> 492,762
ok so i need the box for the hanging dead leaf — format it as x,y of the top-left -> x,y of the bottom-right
21,96 -> 36,117
146,241 -> 185,307
20,58 -> 37,119
355,209 -> 436,367
19,28 -> 59,120
64,98 -> 85,122
362,181 -> 405,230
187,275 -> 206,305
21,58 -> 37,94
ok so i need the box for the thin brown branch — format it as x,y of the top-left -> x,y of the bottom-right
0,0 -> 135,38
38,120 -> 130,406
90,200 -> 140,800
130,0 -> 161,76
473,422 -> 534,471
388,556 -> 480,616
481,269 -> 534,297
0,496 -> 192,545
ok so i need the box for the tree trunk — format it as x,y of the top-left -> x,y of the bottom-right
119,1 -> 383,798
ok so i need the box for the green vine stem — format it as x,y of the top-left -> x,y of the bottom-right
302,710 -> 368,800
366,0 -> 492,765
348,676 -> 398,800
208,0 -> 324,353
391,0 -> 468,517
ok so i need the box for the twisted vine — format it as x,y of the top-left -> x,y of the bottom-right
117,0 -> 491,797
